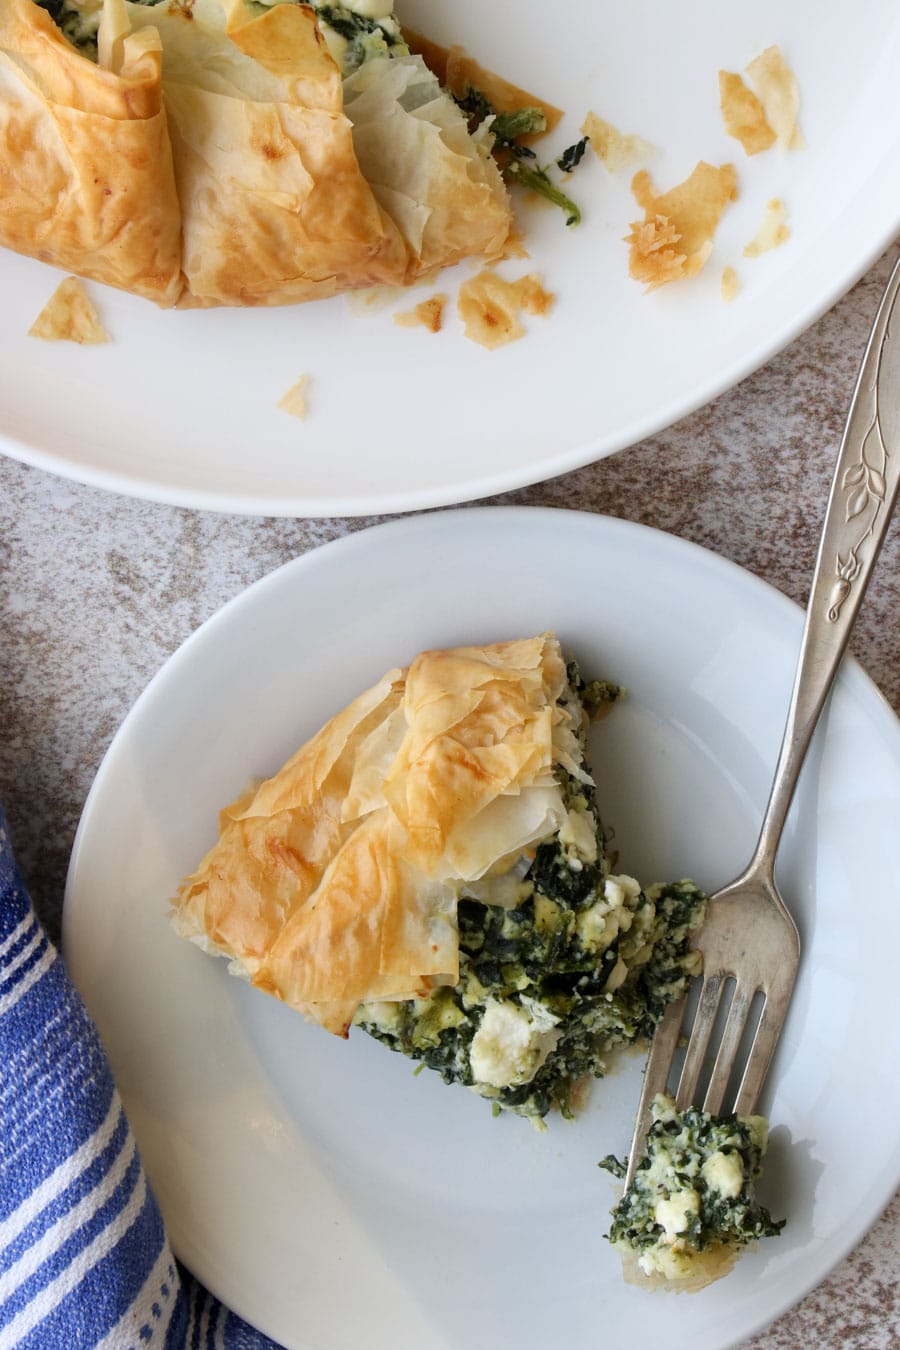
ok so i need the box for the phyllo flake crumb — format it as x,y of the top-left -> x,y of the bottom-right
277,375 -> 309,421
626,162 -> 737,290
457,270 -> 553,349
29,277 -> 109,345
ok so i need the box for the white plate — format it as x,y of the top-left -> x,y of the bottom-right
4,4 -> 900,516
63,508 -> 900,1350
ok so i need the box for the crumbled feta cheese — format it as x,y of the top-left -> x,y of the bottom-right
702,1150 -> 744,1199
637,1244 -> 698,1281
604,874 -> 641,908
469,999 -> 561,1089
651,1094 -> 679,1125
355,999 -> 402,1033
654,1188 -> 699,1242
575,901 -> 612,950
746,1116 -> 769,1151
576,871 -> 644,954
558,806 -> 598,863
518,995 -> 561,1033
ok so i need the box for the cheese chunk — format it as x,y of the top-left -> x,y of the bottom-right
654,1189 -> 699,1242
469,999 -> 560,1089
702,1149 -> 744,1199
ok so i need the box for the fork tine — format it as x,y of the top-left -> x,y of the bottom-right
732,997 -> 787,1116
624,994 -> 685,1188
625,953 -> 794,1187
701,981 -> 755,1114
674,974 -> 724,1109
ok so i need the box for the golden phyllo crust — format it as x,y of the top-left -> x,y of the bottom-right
171,635 -> 579,1035
129,0 -> 410,308
0,0 -> 513,308
0,0 -> 183,304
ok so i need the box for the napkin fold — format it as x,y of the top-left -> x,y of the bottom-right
0,810 -> 283,1350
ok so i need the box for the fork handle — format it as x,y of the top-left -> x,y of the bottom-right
748,253 -> 900,889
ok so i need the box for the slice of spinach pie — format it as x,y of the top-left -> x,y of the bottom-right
171,634 -> 706,1120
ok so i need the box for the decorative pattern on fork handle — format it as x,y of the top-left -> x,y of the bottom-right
826,282 -> 900,623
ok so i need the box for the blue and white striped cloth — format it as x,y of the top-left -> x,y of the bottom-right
0,810 -> 284,1350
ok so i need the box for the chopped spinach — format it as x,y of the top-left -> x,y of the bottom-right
557,136 -> 589,173
315,5 -> 388,43
452,83 -> 584,227
505,157 -> 582,226
312,2 -> 407,72
35,0 -> 67,22
35,0 -> 102,57
528,838 -> 605,910
453,87 -> 496,126
491,107 -> 549,148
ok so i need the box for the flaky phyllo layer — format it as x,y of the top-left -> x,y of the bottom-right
2,0 -> 510,305
171,635 -> 707,1119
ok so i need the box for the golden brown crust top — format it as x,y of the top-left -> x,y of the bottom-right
0,0 -> 184,304
143,0 -> 410,307
0,0 -> 514,308
171,636 -> 574,1031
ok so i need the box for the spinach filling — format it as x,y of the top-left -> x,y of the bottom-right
35,0 -> 168,60
35,0 -> 102,56
311,4 -> 408,72
602,1095 -> 784,1271
35,0 -> 408,72
355,666 -> 707,1121
244,1 -> 409,74
453,88 -> 589,227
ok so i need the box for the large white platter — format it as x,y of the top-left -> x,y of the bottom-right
3,3 -> 900,515
63,508 -> 900,1349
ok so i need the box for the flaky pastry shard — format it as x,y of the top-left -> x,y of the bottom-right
28,275 -> 110,343
341,53 -> 511,281
171,636 -> 581,1035
627,162 -> 737,291
1,0 -> 513,307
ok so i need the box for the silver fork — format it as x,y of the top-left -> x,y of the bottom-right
625,253 -> 900,1187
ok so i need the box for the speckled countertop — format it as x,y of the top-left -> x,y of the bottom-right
1,244 -> 898,1347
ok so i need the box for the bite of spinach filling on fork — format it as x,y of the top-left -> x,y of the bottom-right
600,1095 -> 784,1290
170,634 -> 707,1124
